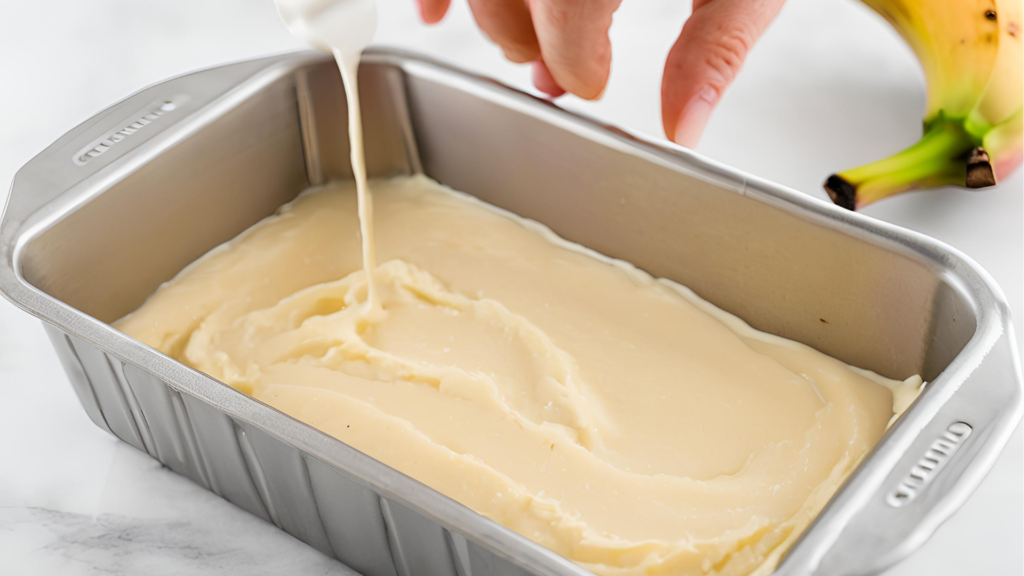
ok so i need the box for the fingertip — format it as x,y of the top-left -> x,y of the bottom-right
672,86 -> 718,148
532,60 -> 567,98
543,60 -> 608,100
661,0 -> 785,145
417,0 -> 451,24
564,68 -> 608,100
502,46 -> 541,64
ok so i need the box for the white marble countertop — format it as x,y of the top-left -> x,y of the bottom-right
1,0 -> 1020,574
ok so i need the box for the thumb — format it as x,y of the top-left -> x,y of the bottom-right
662,0 -> 785,147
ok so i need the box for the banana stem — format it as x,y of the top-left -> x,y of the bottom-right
826,120 -> 979,209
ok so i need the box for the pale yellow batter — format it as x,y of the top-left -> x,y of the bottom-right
116,176 -> 921,576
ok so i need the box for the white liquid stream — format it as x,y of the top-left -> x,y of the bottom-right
334,48 -> 380,313
275,0 -> 380,313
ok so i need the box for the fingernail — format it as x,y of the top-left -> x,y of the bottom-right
674,86 -> 718,148
532,61 -> 566,98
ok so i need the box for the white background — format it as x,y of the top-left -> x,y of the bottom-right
0,0 -> 1021,574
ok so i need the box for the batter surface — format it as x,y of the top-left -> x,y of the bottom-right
117,176 -> 920,576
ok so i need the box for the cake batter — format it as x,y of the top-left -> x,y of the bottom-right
116,176 -> 921,576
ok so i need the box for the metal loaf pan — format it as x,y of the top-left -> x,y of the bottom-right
1,50 -> 1021,576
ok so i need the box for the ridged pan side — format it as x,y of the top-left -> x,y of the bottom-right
42,321 -> 536,576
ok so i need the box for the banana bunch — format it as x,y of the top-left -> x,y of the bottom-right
825,0 -> 1023,210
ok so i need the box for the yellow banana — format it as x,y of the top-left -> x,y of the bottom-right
825,0 -> 1023,210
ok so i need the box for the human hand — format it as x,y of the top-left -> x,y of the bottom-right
414,0 -> 786,147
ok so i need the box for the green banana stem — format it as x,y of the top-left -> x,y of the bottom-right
824,118 -> 992,210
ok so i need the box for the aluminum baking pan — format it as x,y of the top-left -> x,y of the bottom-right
1,49 -> 1020,576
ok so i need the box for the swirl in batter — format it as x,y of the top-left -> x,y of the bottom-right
117,176 -> 921,576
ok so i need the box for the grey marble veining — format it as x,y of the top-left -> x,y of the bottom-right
2,507 -> 351,576
1,445 -> 355,576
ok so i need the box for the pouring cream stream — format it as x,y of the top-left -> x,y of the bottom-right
275,0 -> 381,314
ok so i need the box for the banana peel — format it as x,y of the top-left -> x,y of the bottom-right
825,0 -> 1023,210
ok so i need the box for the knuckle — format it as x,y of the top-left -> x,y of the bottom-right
701,21 -> 757,87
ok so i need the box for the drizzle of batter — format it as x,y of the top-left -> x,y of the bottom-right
116,176 -> 921,576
